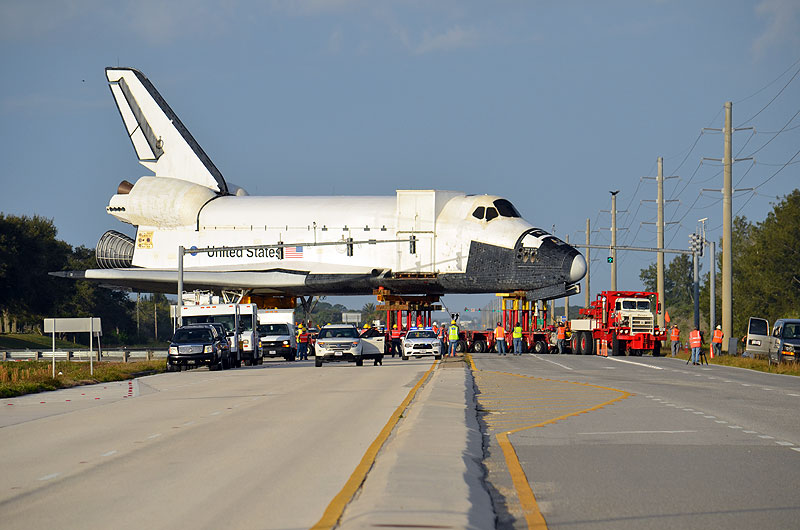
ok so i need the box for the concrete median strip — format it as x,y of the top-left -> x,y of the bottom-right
331,360 -> 494,530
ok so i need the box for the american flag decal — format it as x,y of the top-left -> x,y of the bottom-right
284,246 -> 304,258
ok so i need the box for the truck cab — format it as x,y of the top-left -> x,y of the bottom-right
612,297 -> 655,335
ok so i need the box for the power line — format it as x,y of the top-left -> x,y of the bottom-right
734,55 -> 800,105
736,61 -> 800,127
744,107 -> 800,158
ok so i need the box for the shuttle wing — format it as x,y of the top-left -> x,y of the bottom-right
54,269 -> 308,295
105,67 -> 228,194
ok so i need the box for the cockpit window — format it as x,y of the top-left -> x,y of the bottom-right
493,199 -> 521,218
485,208 -> 499,221
472,207 -> 485,220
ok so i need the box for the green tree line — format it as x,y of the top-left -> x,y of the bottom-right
640,189 -> 800,340
0,214 -> 170,345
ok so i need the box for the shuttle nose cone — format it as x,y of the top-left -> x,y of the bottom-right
568,253 -> 587,283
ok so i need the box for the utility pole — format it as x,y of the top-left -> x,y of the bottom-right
657,157 -> 665,333
154,294 -> 158,341
565,235 -> 570,320
585,218 -> 591,308
136,291 -> 140,339
710,240 -> 716,332
722,101 -> 733,353
610,190 -> 620,290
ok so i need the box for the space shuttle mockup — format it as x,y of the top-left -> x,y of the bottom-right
55,67 -> 586,300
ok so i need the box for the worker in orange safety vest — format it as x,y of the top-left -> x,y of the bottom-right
494,322 -> 507,355
689,327 -> 702,365
711,325 -> 723,358
557,323 -> 566,354
670,325 -> 681,357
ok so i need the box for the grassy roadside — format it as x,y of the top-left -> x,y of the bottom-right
671,348 -> 800,376
0,360 -> 166,398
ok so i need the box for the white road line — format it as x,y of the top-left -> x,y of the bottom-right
146,433 -> 162,439
741,383 -> 752,387
724,380 -> 734,383
532,355 -> 573,370
693,411 -> 705,415
665,403 -> 677,407
776,441 -> 794,446
728,426 -> 743,429
759,435 -> 774,439
102,450 -> 117,457
578,430 -> 697,435
715,420 -> 728,424
183,421 -> 195,426
789,393 -> 800,397
683,408 -> 695,412
38,473 -> 60,481
744,430 -> 757,434
605,357 -> 663,370
210,411 -> 220,416
791,448 -> 800,453
703,415 -> 716,419
763,388 -> 773,391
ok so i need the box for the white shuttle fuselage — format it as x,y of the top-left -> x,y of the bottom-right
58,68 -> 586,300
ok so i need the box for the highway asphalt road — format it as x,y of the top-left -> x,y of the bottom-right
0,357 -> 435,530
472,352 -> 800,529
3,352 -> 798,530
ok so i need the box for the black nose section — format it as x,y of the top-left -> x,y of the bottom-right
536,238 -> 586,283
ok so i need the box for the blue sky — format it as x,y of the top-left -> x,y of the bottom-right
1,1 -> 798,312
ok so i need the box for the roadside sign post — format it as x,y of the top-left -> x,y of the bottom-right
44,318 -> 102,377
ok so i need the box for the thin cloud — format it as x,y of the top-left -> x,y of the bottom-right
752,0 -> 800,58
415,26 -> 480,54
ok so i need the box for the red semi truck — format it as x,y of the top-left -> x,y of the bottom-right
569,291 -> 666,356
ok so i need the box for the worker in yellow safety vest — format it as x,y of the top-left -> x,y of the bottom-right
512,322 -> 523,355
494,322 -> 507,355
711,325 -> 723,358
689,327 -> 702,365
670,325 -> 681,357
448,320 -> 460,357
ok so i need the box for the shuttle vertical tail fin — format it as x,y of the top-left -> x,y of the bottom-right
105,67 -> 228,194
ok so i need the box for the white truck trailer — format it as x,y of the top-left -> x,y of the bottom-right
180,298 -> 262,366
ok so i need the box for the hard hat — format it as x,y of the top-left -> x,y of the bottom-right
392,324 -> 397,329
451,320 -> 456,324
716,325 -> 721,329
364,323 -> 370,328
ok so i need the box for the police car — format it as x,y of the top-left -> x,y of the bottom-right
401,328 -> 443,360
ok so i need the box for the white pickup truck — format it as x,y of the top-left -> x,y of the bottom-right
744,317 -> 800,364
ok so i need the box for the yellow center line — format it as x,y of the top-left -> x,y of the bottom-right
310,361 -> 438,530
468,353 -> 632,530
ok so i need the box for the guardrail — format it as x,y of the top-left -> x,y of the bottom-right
0,350 -> 167,362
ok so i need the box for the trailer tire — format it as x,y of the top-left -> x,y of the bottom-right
612,334 -> 623,356
533,341 -> 546,354
580,332 -> 594,355
473,340 -> 487,353
455,340 -> 466,353
571,335 -> 581,355
653,341 -> 662,357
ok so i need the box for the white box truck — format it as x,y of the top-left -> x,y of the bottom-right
257,309 -> 298,362
180,302 -> 262,366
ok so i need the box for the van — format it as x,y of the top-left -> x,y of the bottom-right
744,317 -> 800,364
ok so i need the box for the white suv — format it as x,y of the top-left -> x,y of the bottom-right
314,324 -> 385,367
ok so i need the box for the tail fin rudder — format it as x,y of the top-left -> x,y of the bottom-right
105,67 -> 228,194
